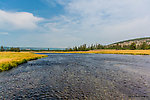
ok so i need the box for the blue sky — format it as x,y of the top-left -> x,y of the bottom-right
0,0 -> 150,48
0,0 -> 64,18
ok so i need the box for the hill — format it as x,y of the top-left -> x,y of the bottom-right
65,37 -> 150,51
108,37 -> 150,47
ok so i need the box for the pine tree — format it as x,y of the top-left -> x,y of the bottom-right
130,43 -> 136,50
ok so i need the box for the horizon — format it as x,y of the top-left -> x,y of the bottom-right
0,0 -> 150,48
2,36 -> 150,48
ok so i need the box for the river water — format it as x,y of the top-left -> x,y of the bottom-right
0,53 -> 150,100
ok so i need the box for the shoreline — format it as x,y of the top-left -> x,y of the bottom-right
1,50 -> 150,72
0,52 -> 48,72
33,50 -> 150,55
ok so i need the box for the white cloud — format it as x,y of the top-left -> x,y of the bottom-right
0,10 -> 43,30
3,0 -> 150,47
43,0 -> 150,46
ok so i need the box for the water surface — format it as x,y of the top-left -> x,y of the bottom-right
0,54 -> 150,99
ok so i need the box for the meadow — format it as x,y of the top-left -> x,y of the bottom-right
0,52 -> 47,72
35,50 -> 150,55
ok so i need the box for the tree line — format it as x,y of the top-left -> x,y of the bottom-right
0,46 -> 52,52
65,42 -> 150,51
0,46 -> 20,52
1,42 -> 150,52
65,44 -> 104,51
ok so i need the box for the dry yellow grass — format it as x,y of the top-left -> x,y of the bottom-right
34,50 -> 150,55
0,52 -> 47,71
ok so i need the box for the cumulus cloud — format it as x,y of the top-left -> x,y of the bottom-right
0,10 -> 43,30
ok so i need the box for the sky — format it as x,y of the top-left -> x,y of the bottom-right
0,0 -> 150,48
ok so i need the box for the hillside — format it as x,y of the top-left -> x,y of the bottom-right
109,37 -> 150,47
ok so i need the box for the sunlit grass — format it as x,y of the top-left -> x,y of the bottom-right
0,52 -> 47,72
35,50 -> 150,55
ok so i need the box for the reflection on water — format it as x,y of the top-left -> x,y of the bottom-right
0,54 -> 150,99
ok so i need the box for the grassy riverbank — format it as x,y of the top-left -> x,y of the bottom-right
0,52 -> 47,72
34,50 -> 150,55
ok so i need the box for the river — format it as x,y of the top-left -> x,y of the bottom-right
0,53 -> 150,100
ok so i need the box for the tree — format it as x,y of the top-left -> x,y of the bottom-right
116,44 -> 122,50
1,46 -> 4,51
141,42 -> 148,50
90,44 -> 94,50
97,44 -> 104,49
73,46 -> 78,51
82,44 -> 87,51
15,48 -> 20,52
10,47 -> 20,52
68,48 -> 73,51
130,42 -> 136,50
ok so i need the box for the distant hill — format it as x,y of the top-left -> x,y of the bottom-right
108,37 -> 150,47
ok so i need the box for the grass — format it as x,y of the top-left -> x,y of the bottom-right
34,50 -> 150,55
2,50 -> 149,72
0,52 -> 47,72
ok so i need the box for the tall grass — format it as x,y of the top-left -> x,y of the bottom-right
0,52 -> 47,72
35,50 -> 150,55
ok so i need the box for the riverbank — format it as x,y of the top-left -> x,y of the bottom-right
34,50 -> 150,55
0,52 -> 47,72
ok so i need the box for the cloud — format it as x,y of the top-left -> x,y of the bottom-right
2,0 -> 150,47
0,32 -> 8,35
0,10 -> 43,30
42,0 -> 150,46
64,0 -> 150,27
43,0 -> 71,6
